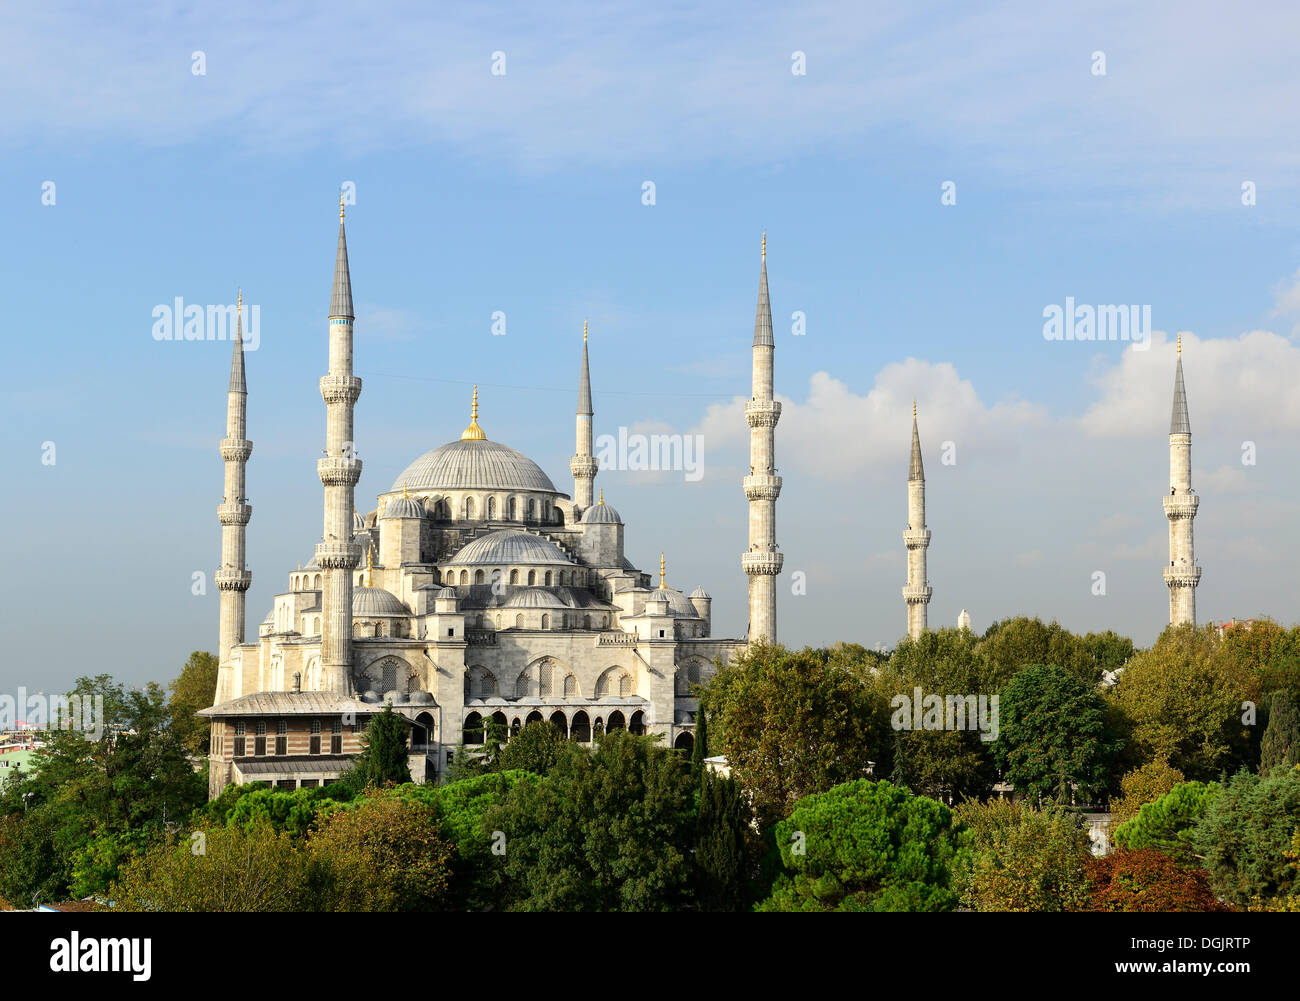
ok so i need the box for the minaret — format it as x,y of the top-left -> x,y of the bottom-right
902,401 -> 932,639
315,196 -> 363,693
570,320 -> 598,510
216,290 -> 253,667
1162,335 -> 1200,625
741,232 -> 783,643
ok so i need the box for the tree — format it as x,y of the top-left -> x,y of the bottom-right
1111,780 -> 1219,865
995,663 -> 1121,805
486,731 -> 696,911
976,617 -> 1106,686
1190,765 -> 1300,907
705,642 -> 890,826
343,707 -> 410,790
758,779 -> 966,912
307,794 -> 455,911
495,719 -> 566,777
1261,691 -> 1300,774
690,708 -> 709,779
950,800 -> 1092,912
694,772 -> 757,911
1084,849 -> 1229,912
168,651 -> 219,756
1108,759 -> 1186,828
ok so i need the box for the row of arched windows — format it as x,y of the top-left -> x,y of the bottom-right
463,708 -> 645,744
439,567 -> 588,587
463,664 -> 634,700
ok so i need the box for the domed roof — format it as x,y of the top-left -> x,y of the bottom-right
504,586 -> 574,610
352,587 -> 410,617
648,587 -> 699,617
392,438 -> 558,494
382,495 -> 426,520
689,586 -> 710,599
450,530 -> 572,567
434,586 -> 459,599
581,499 -> 622,524
353,509 -> 366,532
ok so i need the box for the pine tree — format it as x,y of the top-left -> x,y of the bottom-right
351,707 -> 411,788
1261,690 -> 1300,774
694,772 -> 753,911
691,709 -> 709,778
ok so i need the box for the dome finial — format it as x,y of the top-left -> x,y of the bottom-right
1177,333 -> 1182,356
364,545 -> 374,587
462,385 -> 486,440
237,288 -> 242,311
912,398 -> 917,419
402,480 -> 409,498
339,191 -> 346,222
583,319 -> 588,344
761,230 -> 766,260
598,488 -> 604,505
659,551 -> 667,589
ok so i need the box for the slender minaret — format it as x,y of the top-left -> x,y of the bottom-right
1162,335 -> 1200,625
902,401 -> 932,639
570,320 -> 598,511
216,291 -> 253,667
315,196 -> 362,693
741,233 -> 782,643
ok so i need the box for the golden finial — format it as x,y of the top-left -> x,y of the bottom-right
364,546 -> 374,587
659,552 -> 667,589
1177,333 -> 1182,356
402,481 -> 409,498
761,231 -> 766,260
237,288 -> 242,311
583,319 -> 588,344
461,385 -> 486,440
598,488 -> 604,505
912,398 -> 917,419
339,192 -> 346,221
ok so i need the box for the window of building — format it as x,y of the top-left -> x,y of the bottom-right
233,721 -> 246,757
254,720 -> 267,756
310,719 -> 321,755
300,779 -> 319,789
331,719 -> 343,755
275,720 -> 287,756
276,779 -> 295,790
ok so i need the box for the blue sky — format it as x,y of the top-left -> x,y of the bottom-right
4,0 -> 1300,693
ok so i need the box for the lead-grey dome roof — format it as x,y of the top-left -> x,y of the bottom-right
382,495 -> 427,520
450,530 -> 572,567
581,501 -> 622,524
689,586 -> 710,599
503,586 -> 575,609
352,587 -> 410,616
649,587 -> 699,617
392,438 -> 558,494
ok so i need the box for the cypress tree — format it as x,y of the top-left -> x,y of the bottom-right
354,707 -> 411,787
1261,690 -> 1300,774
691,709 -> 709,778
694,771 -> 752,911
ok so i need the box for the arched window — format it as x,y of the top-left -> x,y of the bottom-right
629,710 -> 645,736
541,613 -> 549,629
459,570 -> 469,585
545,571 -> 553,587
474,569 -> 485,585
583,614 -> 591,630
527,498 -> 536,521
607,710 -> 625,732
511,718 -> 521,737
515,614 -> 523,629
507,496 -> 517,520
570,711 -> 591,742
539,660 -> 553,696
549,711 -> 568,738
563,674 -> 577,697
487,496 -> 496,519
463,712 -> 484,745
314,574 -> 321,589
527,570 -> 536,585
464,496 -> 475,519
619,673 -> 632,697
313,616 -> 320,634
510,569 -> 519,584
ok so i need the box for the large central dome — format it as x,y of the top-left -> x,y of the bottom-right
392,438 -> 559,494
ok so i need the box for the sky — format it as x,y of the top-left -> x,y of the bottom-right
4,0 -> 1300,694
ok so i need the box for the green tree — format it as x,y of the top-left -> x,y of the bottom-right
486,731 -> 696,911
168,651 -> 219,756
344,707 -> 411,789
1261,691 -> 1300,774
1109,759 -> 1187,828
995,663 -> 1121,804
690,709 -> 709,779
495,719 -> 566,777
1111,780 -> 1219,865
950,799 -> 1092,912
758,779 -> 966,912
705,642 -> 890,826
1190,765 -> 1300,907
694,772 -> 757,911
976,617 -> 1105,686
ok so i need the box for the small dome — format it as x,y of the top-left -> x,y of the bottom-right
408,689 -> 435,705
648,587 -> 698,617
353,510 -> 366,532
581,501 -> 622,524
361,689 -> 382,703
382,495 -> 426,520
504,586 -> 574,610
450,529 -> 572,567
434,586 -> 459,599
352,587 -> 410,616
382,689 -> 405,704
689,586 -> 710,599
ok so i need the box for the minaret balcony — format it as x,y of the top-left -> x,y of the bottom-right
1162,494 -> 1199,519
903,529 -> 931,549
319,374 -> 362,405
745,400 -> 782,428
743,474 -> 783,501
217,502 -> 252,526
1163,565 -> 1202,588
215,568 -> 252,591
742,551 -> 784,576
318,456 -> 363,485
315,541 -> 362,570
902,585 -> 933,603
569,455 -> 599,477
220,438 -> 253,462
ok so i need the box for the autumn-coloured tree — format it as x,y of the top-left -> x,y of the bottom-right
1108,759 -> 1187,828
1084,849 -> 1230,912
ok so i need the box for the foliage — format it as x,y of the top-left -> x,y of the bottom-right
168,651 -> 219,756
1108,760 -> 1187,828
1111,780 -> 1219,865
1190,765 -> 1300,907
224,786 -> 339,838
485,731 -> 696,911
1084,849 -> 1229,912
343,707 -> 411,790
977,616 -> 1122,687
495,719 -> 566,777
1261,690 -> 1300,774
694,771 -> 758,911
994,663 -> 1121,805
705,642 -> 890,826
1251,831 -> 1300,912
757,779 -> 966,912
950,799 -> 1092,912
691,708 -> 709,778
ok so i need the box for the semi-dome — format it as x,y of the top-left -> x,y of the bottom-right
353,509 -> 366,532
581,500 -> 622,524
450,529 -> 572,566
382,495 -> 426,520
504,586 -> 575,609
392,438 -> 558,494
352,586 -> 410,616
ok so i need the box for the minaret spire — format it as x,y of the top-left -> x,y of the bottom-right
316,197 -> 363,693
570,320 -> 598,510
1163,338 -> 1200,625
742,233 -> 782,643
902,402 -> 932,639
216,289 -> 253,680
